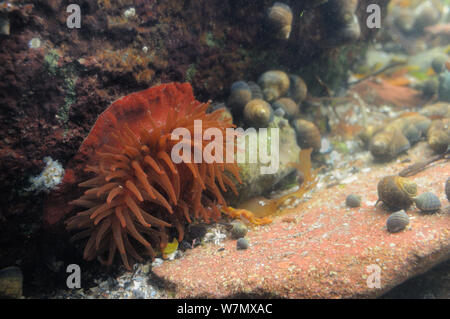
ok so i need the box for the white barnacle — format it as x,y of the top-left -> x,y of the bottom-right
26,157 -> 65,193
123,7 -> 136,19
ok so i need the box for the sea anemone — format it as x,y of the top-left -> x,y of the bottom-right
65,83 -> 241,269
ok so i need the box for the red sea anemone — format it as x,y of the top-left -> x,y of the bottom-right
61,83 -> 240,269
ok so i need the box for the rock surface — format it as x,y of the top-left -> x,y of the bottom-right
153,144 -> 450,298
229,116 -> 300,204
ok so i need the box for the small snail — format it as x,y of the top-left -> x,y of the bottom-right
421,79 -> 439,99
266,2 -> 293,40
358,125 -> 382,148
377,175 -> 418,211
394,11 -> 415,34
243,99 -> 273,128
419,102 -> 450,119
369,115 -> 430,160
227,81 -> 252,113
322,0 -> 360,46
414,192 -> 441,213
413,4 -> 441,33
247,81 -> 264,100
258,70 -> 290,102
431,56 -> 449,74
370,126 -> 410,161
386,210 -> 410,233
230,221 -> 248,239
288,75 -> 308,104
236,238 -> 249,250
346,194 -> 361,208
272,97 -> 299,120
293,119 -> 322,153
427,119 -> 450,154
403,115 -> 431,144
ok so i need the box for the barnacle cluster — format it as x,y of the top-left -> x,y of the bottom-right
26,157 -> 65,193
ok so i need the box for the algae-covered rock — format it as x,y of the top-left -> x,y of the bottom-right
226,116 -> 300,204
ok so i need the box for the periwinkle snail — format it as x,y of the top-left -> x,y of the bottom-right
227,81 -> 252,113
414,192 -> 441,213
258,70 -> 290,102
243,99 -> 273,128
386,210 -> 410,233
377,175 -> 418,211
293,119 -> 322,153
266,2 -> 293,40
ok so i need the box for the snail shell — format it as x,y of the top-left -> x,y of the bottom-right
288,75 -> 308,104
247,81 -> 264,100
431,56 -> 449,74
445,177 -> 450,202
236,238 -> 249,250
227,81 -> 252,113
377,175 -> 418,211
402,115 -> 431,144
427,118 -> 450,154
346,194 -> 361,208
272,97 -> 299,120
414,192 -> 441,213
405,115 -> 432,136
230,221 -> 248,239
293,119 -> 322,153
322,0 -> 360,46
258,70 -> 290,102
358,125 -> 383,148
421,79 -> 439,99
420,102 -> 450,119
273,107 -> 285,117
243,99 -> 273,128
394,10 -> 415,34
386,210 -> 410,233
413,5 -> 441,32
266,2 -> 293,40
370,126 -> 410,161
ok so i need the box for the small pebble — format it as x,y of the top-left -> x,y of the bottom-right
346,194 -> 361,208
236,238 -> 249,250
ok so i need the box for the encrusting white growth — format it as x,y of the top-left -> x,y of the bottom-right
26,157 -> 65,193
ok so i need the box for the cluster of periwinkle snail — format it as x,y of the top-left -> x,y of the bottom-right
376,175 -> 449,233
345,175 -> 449,233
226,69 -> 322,153
265,1 -> 360,46
359,103 -> 450,161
